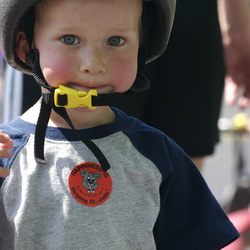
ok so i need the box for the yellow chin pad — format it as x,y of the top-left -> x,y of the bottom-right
54,85 -> 98,109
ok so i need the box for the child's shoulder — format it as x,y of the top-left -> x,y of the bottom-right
114,107 -> 189,169
115,108 -> 178,146
0,116 -> 35,136
115,107 -> 167,134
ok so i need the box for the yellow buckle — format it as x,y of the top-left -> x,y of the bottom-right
54,85 -> 98,109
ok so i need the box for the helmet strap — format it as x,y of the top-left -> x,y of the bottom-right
26,48 -> 149,170
35,98 -> 111,172
26,49 -> 111,171
24,1 -> 150,171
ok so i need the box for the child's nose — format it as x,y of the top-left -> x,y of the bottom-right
80,47 -> 106,75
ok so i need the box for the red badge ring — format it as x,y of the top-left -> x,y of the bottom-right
68,162 -> 112,206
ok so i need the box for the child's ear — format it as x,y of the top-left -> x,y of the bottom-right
16,30 -> 30,63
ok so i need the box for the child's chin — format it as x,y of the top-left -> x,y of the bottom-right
73,106 -> 104,112
73,106 -> 96,112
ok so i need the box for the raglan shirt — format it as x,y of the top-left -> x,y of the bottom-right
0,108 -> 238,249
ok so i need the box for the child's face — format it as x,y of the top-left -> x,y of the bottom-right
33,0 -> 142,95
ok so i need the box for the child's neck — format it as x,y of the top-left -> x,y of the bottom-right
49,106 -> 116,129
21,99 -> 116,130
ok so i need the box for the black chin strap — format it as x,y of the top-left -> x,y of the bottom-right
25,1 -> 150,172
26,49 -> 149,172
27,50 -> 112,171
35,98 -> 112,172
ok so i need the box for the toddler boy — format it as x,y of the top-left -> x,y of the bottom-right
0,0 -> 239,249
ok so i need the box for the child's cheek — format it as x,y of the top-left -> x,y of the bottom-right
42,61 -> 73,87
111,60 -> 137,92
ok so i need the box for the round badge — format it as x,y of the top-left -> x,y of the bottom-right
68,162 -> 112,206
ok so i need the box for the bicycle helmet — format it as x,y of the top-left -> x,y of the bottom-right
0,0 -> 176,74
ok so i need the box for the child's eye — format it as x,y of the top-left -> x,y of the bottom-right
61,35 -> 79,45
107,36 -> 125,46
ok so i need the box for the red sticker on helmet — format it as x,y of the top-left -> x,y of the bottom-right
68,162 -> 112,207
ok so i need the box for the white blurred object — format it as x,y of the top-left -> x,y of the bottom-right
2,64 -> 23,123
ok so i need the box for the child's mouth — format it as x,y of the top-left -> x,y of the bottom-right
65,83 -> 110,94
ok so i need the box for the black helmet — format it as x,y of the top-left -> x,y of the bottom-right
0,0 -> 176,74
